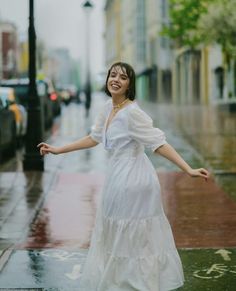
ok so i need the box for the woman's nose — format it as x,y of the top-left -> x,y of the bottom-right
113,75 -> 120,81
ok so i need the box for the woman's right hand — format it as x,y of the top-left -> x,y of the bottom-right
37,142 -> 60,155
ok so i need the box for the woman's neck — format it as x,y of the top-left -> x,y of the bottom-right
112,95 -> 127,106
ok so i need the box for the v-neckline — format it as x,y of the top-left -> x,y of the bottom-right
105,101 -> 135,135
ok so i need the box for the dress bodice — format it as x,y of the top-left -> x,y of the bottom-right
90,99 -> 167,159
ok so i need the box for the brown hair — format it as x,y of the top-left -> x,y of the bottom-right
104,62 -> 136,100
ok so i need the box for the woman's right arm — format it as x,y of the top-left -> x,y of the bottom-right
37,135 -> 98,156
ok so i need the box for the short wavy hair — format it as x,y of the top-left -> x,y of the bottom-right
104,62 -> 136,100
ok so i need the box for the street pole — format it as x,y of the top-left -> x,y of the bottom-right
82,0 -> 93,117
23,0 -> 44,171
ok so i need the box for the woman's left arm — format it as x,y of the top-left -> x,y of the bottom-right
155,143 -> 210,180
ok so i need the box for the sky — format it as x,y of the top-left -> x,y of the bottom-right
0,0 -> 105,76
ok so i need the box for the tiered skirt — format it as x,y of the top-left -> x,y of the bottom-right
79,210 -> 184,291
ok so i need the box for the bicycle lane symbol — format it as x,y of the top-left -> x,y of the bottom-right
193,264 -> 236,279
40,249 -> 87,281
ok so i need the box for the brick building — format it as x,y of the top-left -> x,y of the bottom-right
0,21 -> 18,79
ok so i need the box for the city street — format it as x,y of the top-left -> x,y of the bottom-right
0,93 -> 236,290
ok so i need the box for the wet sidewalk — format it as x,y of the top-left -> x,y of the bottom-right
141,101 -> 236,202
1,171 -> 234,250
0,93 -> 236,290
140,101 -> 236,173
0,171 -> 236,290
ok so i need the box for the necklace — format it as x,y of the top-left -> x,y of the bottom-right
112,98 -> 129,113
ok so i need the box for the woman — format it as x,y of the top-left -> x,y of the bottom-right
38,62 -> 209,291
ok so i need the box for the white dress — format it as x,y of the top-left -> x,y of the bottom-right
79,100 -> 184,291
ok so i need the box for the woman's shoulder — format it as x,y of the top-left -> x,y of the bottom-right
128,102 -> 152,121
127,101 -> 139,113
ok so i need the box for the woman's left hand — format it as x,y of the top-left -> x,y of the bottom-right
188,168 -> 210,181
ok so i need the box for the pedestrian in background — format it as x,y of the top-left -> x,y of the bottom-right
38,62 -> 209,291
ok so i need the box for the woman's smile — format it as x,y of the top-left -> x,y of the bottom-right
111,83 -> 121,90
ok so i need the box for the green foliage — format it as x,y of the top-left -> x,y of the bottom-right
197,0 -> 236,59
162,0 -> 236,59
161,0 -> 211,47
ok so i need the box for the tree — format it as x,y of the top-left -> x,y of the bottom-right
161,0 -> 212,48
197,0 -> 236,61
162,0 -> 236,58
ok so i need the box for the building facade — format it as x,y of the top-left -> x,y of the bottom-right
18,33 -> 29,77
104,0 -> 122,65
0,21 -> 19,79
104,0 -> 173,102
104,0 -> 233,105
172,44 -> 227,105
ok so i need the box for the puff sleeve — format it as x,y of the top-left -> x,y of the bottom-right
89,101 -> 109,143
128,107 -> 167,152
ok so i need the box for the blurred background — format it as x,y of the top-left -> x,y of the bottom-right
0,0 -> 105,91
0,1 -> 236,290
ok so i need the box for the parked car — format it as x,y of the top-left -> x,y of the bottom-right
0,95 -> 16,160
0,87 -> 27,143
0,78 -> 54,129
42,78 -> 61,116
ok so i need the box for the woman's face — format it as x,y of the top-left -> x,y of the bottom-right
107,66 -> 130,98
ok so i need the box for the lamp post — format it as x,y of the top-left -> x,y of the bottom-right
23,0 -> 44,171
82,0 -> 94,117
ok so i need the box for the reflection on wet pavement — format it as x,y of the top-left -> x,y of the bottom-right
0,248 -> 87,289
20,173 -> 104,249
0,172 -> 56,247
159,172 -> 236,248
11,172 -> 236,250
141,101 -> 236,201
